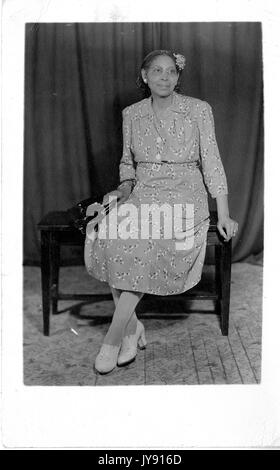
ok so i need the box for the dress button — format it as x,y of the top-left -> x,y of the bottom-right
156,137 -> 162,143
155,154 -> 161,160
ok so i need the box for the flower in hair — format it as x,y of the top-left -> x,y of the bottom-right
173,53 -> 186,71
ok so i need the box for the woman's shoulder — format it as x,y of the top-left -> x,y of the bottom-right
176,93 -> 211,111
122,93 -> 212,118
175,94 -> 214,122
122,97 -> 150,117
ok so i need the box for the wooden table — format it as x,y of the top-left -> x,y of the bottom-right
38,210 -> 232,336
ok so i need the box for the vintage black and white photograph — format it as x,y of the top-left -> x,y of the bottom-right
23,21 -> 263,386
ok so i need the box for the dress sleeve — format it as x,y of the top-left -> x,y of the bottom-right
119,107 -> 136,182
197,101 -> 228,199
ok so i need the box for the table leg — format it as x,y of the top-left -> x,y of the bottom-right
41,231 -> 51,336
220,239 -> 232,336
50,233 -> 60,315
215,243 -> 222,319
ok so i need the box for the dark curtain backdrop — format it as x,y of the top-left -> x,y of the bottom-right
24,22 -> 263,265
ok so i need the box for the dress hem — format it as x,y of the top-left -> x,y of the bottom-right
87,271 -> 202,297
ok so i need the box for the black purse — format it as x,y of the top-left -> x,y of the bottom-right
67,180 -> 135,235
66,196 -> 101,235
67,195 -> 117,235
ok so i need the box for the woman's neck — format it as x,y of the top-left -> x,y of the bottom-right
151,92 -> 174,111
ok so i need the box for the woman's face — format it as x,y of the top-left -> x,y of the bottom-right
142,55 -> 179,98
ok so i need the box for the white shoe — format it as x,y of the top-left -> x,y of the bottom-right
94,343 -> 121,374
117,320 -> 147,367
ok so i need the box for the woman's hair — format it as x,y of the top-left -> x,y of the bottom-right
136,49 -> 184,96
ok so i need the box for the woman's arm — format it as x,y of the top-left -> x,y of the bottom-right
215,194 -> 238,241
216,193 -> 229,219
197,101 -> 238,241
119,107 -> 136,183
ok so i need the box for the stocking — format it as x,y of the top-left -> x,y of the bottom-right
103,289 -> 144,346
111,287 -> 138,336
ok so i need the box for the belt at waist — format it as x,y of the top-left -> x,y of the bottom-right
137,160 -> 200,168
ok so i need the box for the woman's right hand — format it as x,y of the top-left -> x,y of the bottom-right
102,187 -> 131,207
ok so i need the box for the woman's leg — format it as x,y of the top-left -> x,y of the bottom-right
110,287 -> 138,336
104,290 -> 144,346
111,286 -> 122,305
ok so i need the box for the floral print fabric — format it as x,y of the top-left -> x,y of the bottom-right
84,93 -> 228,295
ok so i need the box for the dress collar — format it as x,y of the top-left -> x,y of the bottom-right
139,92 -> 187,118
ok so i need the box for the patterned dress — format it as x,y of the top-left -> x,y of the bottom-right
84,92 -> 228,295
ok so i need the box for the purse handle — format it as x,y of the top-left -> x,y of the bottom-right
85,197 -> 118,241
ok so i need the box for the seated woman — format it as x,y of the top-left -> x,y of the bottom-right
84,49 -> 238,374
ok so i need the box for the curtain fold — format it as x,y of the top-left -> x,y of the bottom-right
24,22 -> 263,265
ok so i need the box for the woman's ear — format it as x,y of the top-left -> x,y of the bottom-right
141,68 -> 147,83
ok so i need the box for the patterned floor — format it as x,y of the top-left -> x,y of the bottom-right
23,262 -> 262,386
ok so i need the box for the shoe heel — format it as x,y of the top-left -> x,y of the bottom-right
138,330 -> 147,349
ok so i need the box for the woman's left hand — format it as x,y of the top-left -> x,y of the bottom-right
217,216 -> 239,241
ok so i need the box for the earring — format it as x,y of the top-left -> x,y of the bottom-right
144,79 -> 147,83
